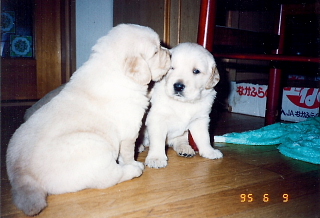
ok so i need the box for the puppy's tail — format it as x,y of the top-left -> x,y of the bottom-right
11,173 -> 47,216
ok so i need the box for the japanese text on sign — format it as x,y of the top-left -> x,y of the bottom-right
236,86 -> 267,98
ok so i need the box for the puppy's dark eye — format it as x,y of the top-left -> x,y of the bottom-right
170,67 -> 174,70
193,69 -> 200,74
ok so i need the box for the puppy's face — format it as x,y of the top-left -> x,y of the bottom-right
146,46 -> 171,82
94,24 -> 170,86
165,43 -> 219,102
121,24 -> 170,85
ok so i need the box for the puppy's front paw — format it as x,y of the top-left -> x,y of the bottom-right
145,155 -> 168,169
200,148 -> 223,159
174,144 -> 196,157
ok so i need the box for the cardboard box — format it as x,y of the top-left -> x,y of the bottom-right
281,87 -> 319,122
228,82 -> 319,122
228,82 -> 267,117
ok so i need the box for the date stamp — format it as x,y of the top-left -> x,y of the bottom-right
240,194 -> 289,203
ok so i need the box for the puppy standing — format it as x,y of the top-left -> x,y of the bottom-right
142,43 -> 223,168
6,24 -> 170,216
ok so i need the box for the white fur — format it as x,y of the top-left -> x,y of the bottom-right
23,84 -> 66,121
142,43 -> 223,169
6,24 -> 170,216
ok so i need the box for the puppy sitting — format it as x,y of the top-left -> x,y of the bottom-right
6,24 -> 170,216
141,42 -> 223,169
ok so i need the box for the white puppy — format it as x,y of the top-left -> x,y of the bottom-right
6,24 -> 170,216
24,84 -> 66,121
142,42 -> 223,169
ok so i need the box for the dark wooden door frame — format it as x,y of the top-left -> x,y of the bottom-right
34,0 -> 76,98
1,0 -> 76,101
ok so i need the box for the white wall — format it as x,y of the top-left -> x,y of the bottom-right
76,0 -> 114,68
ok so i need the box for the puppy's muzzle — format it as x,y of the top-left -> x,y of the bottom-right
173,82 -> 185,95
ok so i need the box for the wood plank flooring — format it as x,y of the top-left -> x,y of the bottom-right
1,106 -> 319,217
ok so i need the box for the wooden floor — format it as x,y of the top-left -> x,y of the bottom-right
1,106 -> 320,218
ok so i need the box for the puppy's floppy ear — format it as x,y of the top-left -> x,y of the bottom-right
205,66 -> 220,89
124,56 -> 151,85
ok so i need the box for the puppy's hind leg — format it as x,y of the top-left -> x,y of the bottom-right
78,152 -> 144,190
59,135 -> 144,190
97,155 -> 144,186
10,173 -> 47,216
169,131 -> 196,158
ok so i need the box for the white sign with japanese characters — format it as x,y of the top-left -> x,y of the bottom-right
228,82 -> 267,117
228,82 -> 320,122
281,87 -> 319,122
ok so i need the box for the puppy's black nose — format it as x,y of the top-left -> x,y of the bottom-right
173,82 -> 185,92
